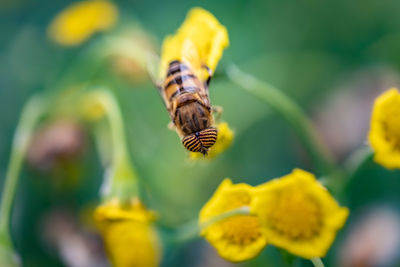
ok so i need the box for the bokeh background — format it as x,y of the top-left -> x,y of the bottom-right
1,0 -> 400,266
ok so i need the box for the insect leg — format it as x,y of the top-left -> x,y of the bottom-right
202,64 -> 213,88
212,106 -> 223,121
168,121 -> 176,131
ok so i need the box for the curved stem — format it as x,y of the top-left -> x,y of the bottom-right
86,89 -> 139,201
323,146 -> 372,199
0,96 -> 44,238
91,90 -> 130,165
310,257 -> 325,267
344,146 -> 373,178
226,65 -> 335,175
174,206 -> 250,242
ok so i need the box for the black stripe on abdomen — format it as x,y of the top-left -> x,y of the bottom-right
165,73 -> 197,89
168,86 -> 201,101
167,61 -> 189,76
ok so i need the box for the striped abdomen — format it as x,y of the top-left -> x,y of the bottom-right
163,60 -> 209,106
162,60 -> 216,154
164,60 -> 212,136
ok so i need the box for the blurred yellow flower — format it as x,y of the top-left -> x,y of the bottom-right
190,122 -> 234,159
95,198 -> 161,267
199,179 -> 268,262
368,88 -> 400,169
160,7 -> 229,80
252,169 -> 349,259
48,0 -> 118,46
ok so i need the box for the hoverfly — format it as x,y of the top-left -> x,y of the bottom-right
148,51 -> 218,155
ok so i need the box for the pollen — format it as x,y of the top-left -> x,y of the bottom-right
264,189 -> 322,241
220,215 -> 263,246
369,88 -> 400,168
214,191 -> 262,246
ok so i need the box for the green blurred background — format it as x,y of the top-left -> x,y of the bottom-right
1,0 -> 400,266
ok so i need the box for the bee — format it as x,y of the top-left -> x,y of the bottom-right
154,59 -> 218,155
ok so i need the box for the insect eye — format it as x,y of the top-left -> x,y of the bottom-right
182,133 -> 201,152
198,127 -> 218,149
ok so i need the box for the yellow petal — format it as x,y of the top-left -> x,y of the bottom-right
160,7 -> 229,80
199,179 -> 268,262
252,169 -> 349,259
94,198 -> 161,267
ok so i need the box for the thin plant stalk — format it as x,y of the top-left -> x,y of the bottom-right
311,257 -> 325,267
174,206 -> 250,242
321,145 -> 373,195
226,65 -> 334,176
86,89 -> 139,201
0,96 -> 44,242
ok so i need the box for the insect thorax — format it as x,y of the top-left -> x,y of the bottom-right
174,99 -> 212,136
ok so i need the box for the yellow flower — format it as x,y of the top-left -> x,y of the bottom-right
48,0 -> 118,46
199,179 -> 268,262
252,169 -> 349,259
160,7 -> 229,80
190,122 -> 234,159
94,198 -> 162,267
368,88 -> 400,169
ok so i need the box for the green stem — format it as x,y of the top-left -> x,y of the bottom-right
226,65 -> 334,175
323,146 -> 372,199
0,96 -> 44,238
174,206 -> 250,242
54,35 -> 149,93
93,122 -> 112,168
310,257 -> 325,267
50,39 -> 110,93
344,146 -> 373,178
87,89 -> 139,201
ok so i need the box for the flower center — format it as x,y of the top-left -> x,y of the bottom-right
220,215 -> 263,246
266,189 -> 322,240
218,191 -> 262,246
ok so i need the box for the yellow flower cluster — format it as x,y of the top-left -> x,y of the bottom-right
48,0 -> 118,46
94,198 -> 161,267
199,169 -> 349,261
190,122 -> 234,159
160,7 -> 229,80
369,88 -> 400,169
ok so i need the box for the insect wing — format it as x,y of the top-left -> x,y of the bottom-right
146,52 -> 173,115
146,51 -> 164,91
